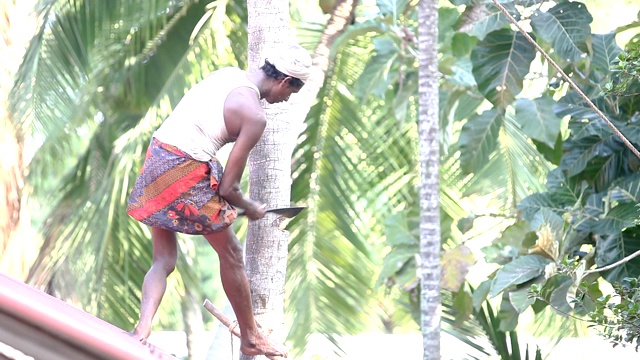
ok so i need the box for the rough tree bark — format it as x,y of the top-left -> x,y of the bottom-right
418,0 -> 441,359
243,1 -> 295,359
239,1 -> 358,358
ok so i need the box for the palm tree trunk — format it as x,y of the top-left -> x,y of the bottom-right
418,0 -> 441,359
243,1 -> 294,358
243,2 -> 357,356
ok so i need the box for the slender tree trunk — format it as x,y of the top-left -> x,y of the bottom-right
244,1 -> 293,359
418,0 -> 441,359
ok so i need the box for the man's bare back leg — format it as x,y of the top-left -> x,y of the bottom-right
204,227 -> 287,358
131,227 -> 178,342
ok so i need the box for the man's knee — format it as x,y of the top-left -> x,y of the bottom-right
154,256 -> 177,275
206,230 -> 244,264
226,241 -> 244,264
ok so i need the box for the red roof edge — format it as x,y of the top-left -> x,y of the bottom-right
0,273 -> 177,360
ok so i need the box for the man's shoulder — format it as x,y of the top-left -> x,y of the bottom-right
225,87 -> 262,118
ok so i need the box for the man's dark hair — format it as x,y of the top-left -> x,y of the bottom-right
261,60 -> 305,88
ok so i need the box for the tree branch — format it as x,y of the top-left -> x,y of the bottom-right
583,249 -> 640,275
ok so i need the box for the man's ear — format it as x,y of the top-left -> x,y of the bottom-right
283,77 -> 300,89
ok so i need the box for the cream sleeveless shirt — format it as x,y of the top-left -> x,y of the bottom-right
153,67 -> 260,161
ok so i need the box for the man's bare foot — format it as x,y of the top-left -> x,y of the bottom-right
240,332 -> 288,359
128,327 -> 150,344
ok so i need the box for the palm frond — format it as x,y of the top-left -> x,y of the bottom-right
286,29 -> 425,352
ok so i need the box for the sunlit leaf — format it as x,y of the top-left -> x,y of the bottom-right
441,245 -> 476,292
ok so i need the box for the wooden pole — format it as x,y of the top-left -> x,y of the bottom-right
202,299 -> 241,339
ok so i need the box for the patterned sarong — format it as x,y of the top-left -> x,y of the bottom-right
127,138 -> 237,235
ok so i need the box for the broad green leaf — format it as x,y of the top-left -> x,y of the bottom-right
514,0 -> 543,6
529,207 -> 564,237
573,280 -> 602,316
355,37 -> 398,99
591,33 -> 622,74
565,116 -> 617,142
514,97 -> 562,148
560,135 -> 613,177
376,0 -> 411,16
439,7 -> 461,37
509,282 -> 538,313
395,259 -> 419,289
453,290 -> 474,326
456,216 -> 475,234
543,274 -> 574,315
472,280 -> 492,311
609,173 -> 640,202
384,213 -> 419,246
471,29 -> 536,107
482,222 -> 530,265
617,120 -> 640,147
459,109 -> 503,174
441,245 -> 476,292
490,255 -> 553,298
575,192 -> 606,232
377,245 -> 417,285
530,2 -> 593,62
591,203 -> 640,234
532,134 -> 564,166
595,229 -> 640,283
554,92 -> 611,122
448,57 -> 477,88
518,192 -> 571,222
451,33 -> 477,58
498,295 -> 519,331
393,71 -> 418,121
456,2 -> 518,41
544,168 -> 585,205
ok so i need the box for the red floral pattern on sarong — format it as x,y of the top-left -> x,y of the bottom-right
127,138 -> 237,235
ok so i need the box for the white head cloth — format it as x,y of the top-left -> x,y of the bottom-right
264,43 -> 312,83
